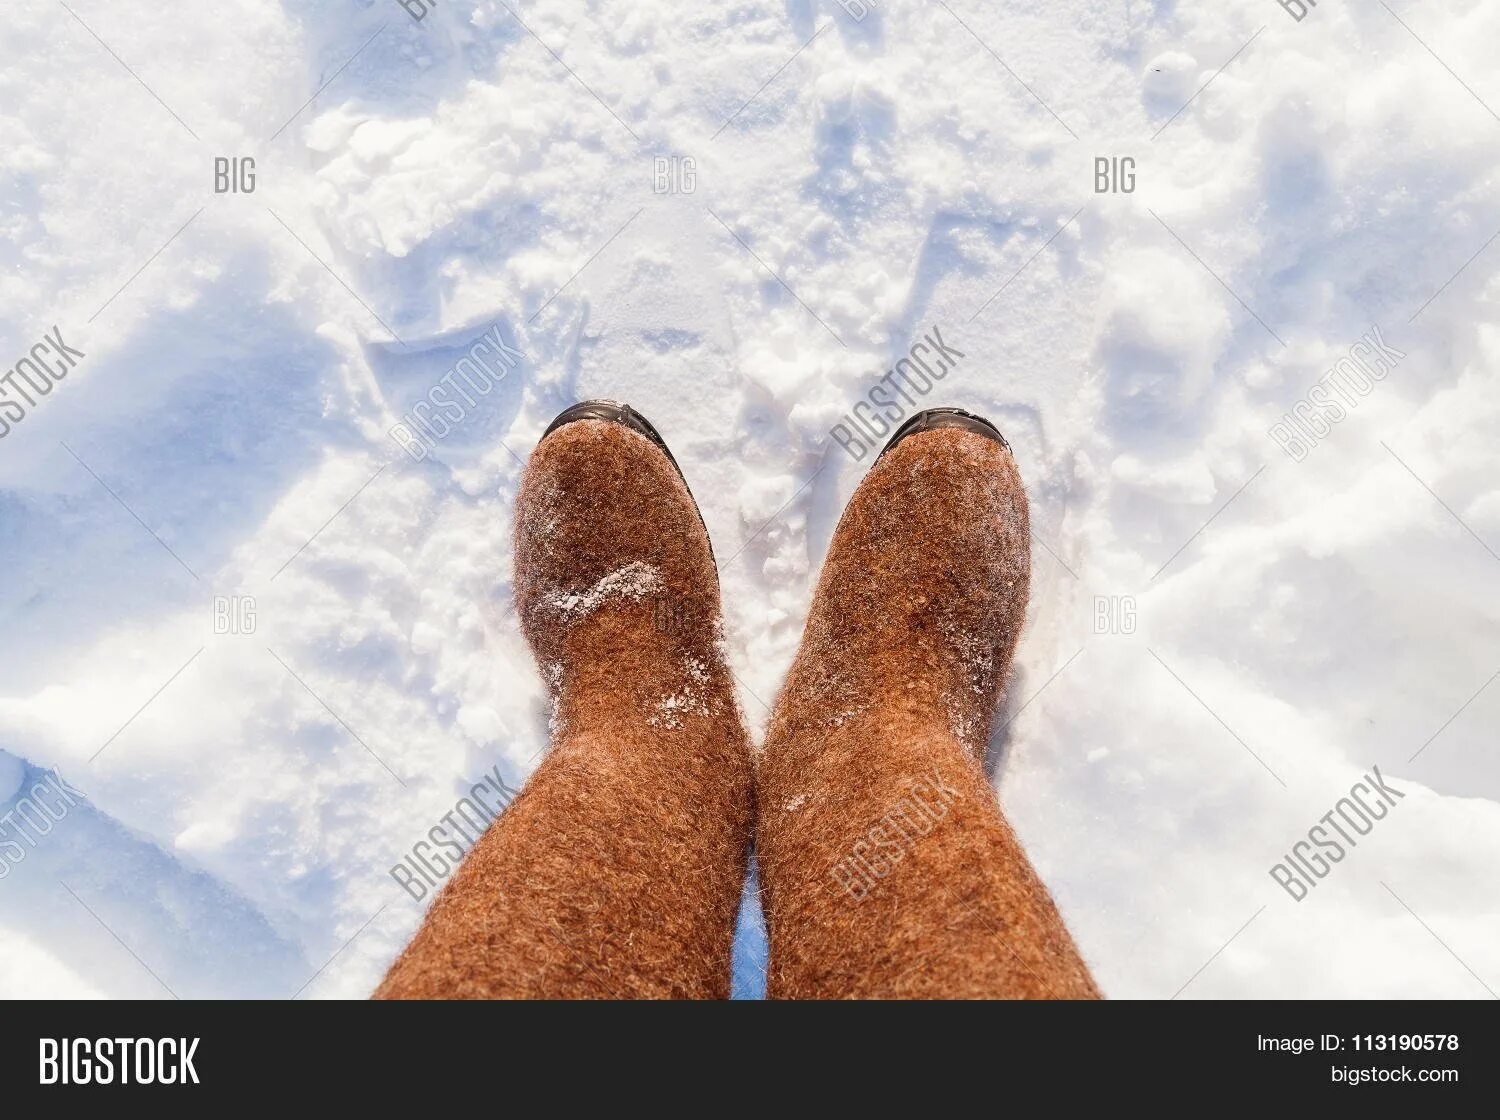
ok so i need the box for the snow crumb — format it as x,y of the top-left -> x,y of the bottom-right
829,706 -> 865,728
551,562 -> 663,620
647,656 -> 712,729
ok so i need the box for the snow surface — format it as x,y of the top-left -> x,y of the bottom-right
2,0 -> 1498,999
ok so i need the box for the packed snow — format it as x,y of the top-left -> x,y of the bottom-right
2,0 -> 1498,999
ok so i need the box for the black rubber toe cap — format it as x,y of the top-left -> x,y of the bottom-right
876,407 -> 1010,461
542,400 -> 689,483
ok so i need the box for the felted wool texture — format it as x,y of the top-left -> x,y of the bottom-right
375,419 -> 753,999
756,428 -> 1101,999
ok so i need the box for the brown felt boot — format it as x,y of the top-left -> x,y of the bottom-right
756,408 -> 1100,999
375,403 -> 753,999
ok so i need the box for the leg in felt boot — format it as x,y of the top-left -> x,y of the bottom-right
375,405 -> 753,999
756,412 -> 1100,999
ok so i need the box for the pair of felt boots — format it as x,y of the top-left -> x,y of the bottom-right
377,403 -> 1098,999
